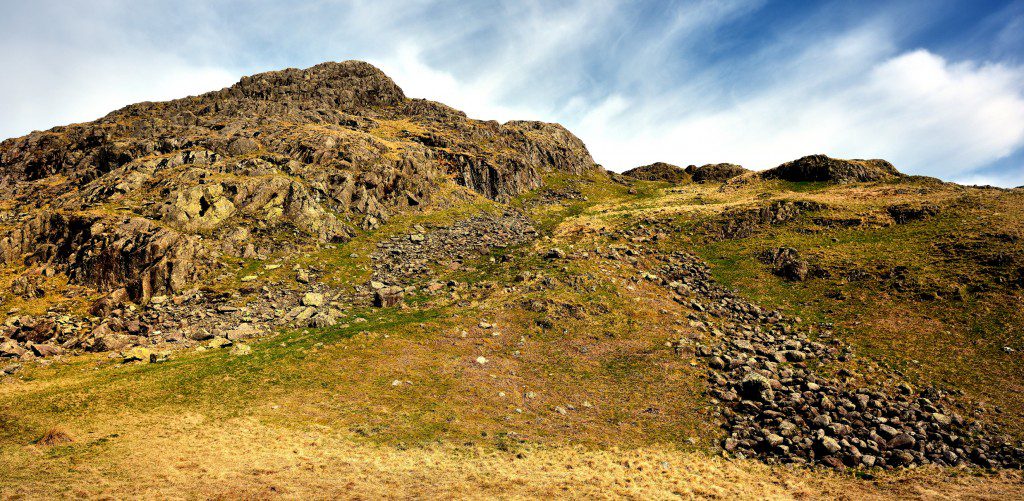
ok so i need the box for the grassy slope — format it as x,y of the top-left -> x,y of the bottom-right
630,176 -> 1024,438
1,173 -> 1023,498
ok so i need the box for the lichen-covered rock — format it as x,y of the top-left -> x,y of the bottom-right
760,247 -> 810,281
0,61 -> 597,301
0,212 -> 208,303
689,163 -> 748,183
762,155 -> 902,183
622,162 -> 688,183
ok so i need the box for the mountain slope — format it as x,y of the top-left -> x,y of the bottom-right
1,62 -> 1023,498
0,61 -> 594,306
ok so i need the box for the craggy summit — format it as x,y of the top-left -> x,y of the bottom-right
0,61 -> 595,304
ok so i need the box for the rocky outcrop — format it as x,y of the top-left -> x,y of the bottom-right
622,162 -> 688,183
762,155 -> 902,183
760,247 -> 810,281
0,212 -> 207,303
887,203 -> 940,224
708,200 -> 826,239
0,61 -> 597,301
689,163 -> 748,183
0,211 -> 201,304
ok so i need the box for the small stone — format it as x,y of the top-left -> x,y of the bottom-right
301,292 -> 325,307
475,356 -> 488,365
891,450 -> 915,466
888,433 -> 916,449
877,424 -> 899,439
740,372 -> 774,402
545,248 -> 566,259
2,362 -> 23,375
208,337 -> 232,349
122,346 -> 153,363
30,344 -> 62,357
240,275 -> 258,282
931,413 -> 951,426
296,269 -> 310,284
817,436 -> 841,455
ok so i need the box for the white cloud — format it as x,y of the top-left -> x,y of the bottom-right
563,36 -> 1024,181
0,53 -> 237,139
2,1 -> 1023,186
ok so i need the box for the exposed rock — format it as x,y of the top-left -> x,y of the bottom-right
761,155 -> 902,183
122,346 -> 153,363
301,292 -> 325,307
639,234 -> 1024,470
622,162 -> 688,183
0,60 -> 595,308
760,247 -> 810,281
0,340 -> 27,358
689,163 -> 748,183
30,343 -> 62,357
0,212 -> 208,304
887,203 -> 940,224
373,287 -> 403,308
709,201 -> 825,239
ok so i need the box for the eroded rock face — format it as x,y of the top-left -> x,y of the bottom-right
0,61 -> 597,299
689,163 -> 748,183
760,247 -> 810,281
708,200 -> 826,239
622,162 -> 688,183
0,212 -> 207,303
762,155 -> 902,183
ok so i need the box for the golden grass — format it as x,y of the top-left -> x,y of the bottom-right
3,413 -> 1020,500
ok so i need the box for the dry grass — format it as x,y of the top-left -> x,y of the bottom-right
3,174 -> 1024,498
33,427 -> 74,446
2,414 -> 1020,500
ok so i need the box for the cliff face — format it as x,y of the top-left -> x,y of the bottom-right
0,61 -> 596,302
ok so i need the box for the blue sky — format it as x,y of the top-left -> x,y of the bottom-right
2,0 -> 1023,185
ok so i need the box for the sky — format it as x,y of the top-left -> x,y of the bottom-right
2,1 -> 1023,186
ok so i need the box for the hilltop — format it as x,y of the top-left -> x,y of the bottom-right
1,62 -> 1023,499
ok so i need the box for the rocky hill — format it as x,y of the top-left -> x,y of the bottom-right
622,161 -> 688,183
761,154 -> 903,183
1,62 -> 1023,499
0,61 -> 595,309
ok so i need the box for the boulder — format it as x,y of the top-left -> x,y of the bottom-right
760,247 -> 810,281
122,346 -> 153,363
739,372 -> 774,402
301,292 -> 325,307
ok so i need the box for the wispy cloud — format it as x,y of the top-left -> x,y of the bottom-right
2,0 -> 1022,185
